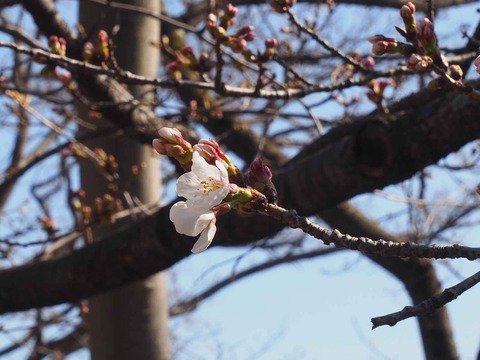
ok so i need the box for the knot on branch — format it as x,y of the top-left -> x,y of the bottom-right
354,120 -> 393,178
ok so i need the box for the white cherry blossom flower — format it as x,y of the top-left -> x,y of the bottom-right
169,201 -> 217,253
176,151 -> 229,211
170,151 -> 229,253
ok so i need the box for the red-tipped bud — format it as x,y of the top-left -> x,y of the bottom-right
193,138 -> 230,165
181,46 -> 195,58
368,35 -> 396,56
98,30 -> 109,42
229,37 -> 247,53
401,2 -> 416,23
362,56 -> 375,70
265,38 -> 278,49
246,158 -> 277,203
225,3 -> 238,18
247,158 -> 272,183
416,18 -> 436,47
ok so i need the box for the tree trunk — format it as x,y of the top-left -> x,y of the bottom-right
78,1 -> 171,359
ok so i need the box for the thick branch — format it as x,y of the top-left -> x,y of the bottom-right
1,83 -> 480,312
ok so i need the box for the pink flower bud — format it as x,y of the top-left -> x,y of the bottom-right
246,158 -> 272,184
400,2 -> 415,23
166,61 -> 182,73
230,37 -> 247,53
153,127 -> 193,169
181,46 -> 195,58
225,3 -> 238,18
362,56 -> 375,70
236,26 -> 254,37
243,33 -> 257,42
49,35 -> 59,48
416,18 -> 436,47
265,38 -> 278,49
246,158 -> 277,203
368,35 -> 397,56
98,30 -> 109,42
193,138 -> 229,165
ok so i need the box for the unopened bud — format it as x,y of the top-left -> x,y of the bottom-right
417,18 -> 437,49
449,64 -> 463,80
407,53 -> 432,71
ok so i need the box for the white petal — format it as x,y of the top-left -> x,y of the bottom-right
169,202 -> 215,237
191,220 -> 217,253
176,152 -> 229,210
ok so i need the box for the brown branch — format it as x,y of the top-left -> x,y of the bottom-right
260,203 -> 480,260
321,203 -> 458,360
1,79 -> 480,313
286,9 -> 367,72
0,40 -> 416,99
371,269 -> 480,329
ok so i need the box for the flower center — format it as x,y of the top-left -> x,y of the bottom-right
199,176 -> 224,194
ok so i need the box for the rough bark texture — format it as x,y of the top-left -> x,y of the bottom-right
1,84 -> 480,313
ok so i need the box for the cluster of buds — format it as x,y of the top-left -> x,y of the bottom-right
368,1 -> 467,88
83,30 -> 110,66
154,127 -> 277,253
94,148 -> 119,177
49,36 -> 67,56
205,4 -> 258,61
166,46 -> 200,80
71,189 -> 92,226
92,193 -> 123,224
73,189 -> 123,226
268,0 -> 297,13
38,35 -> 72,83
152,127 -> 194,170
407,53 -> 433,71
206,4 -> 242,39
369,3 -> 444,70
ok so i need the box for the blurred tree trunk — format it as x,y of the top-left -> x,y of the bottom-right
79,1 -> 171,359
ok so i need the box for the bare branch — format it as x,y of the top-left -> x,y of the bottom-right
371,269 -> 480,328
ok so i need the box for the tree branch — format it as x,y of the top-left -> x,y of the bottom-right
371,269 -> 480,329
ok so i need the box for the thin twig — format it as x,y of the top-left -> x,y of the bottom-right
371,269 -> 480,329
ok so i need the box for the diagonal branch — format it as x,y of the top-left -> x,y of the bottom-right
1,80 -> 480,313
371,269 -> 480,328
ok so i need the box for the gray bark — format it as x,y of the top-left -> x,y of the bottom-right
78,1 -> 171,359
